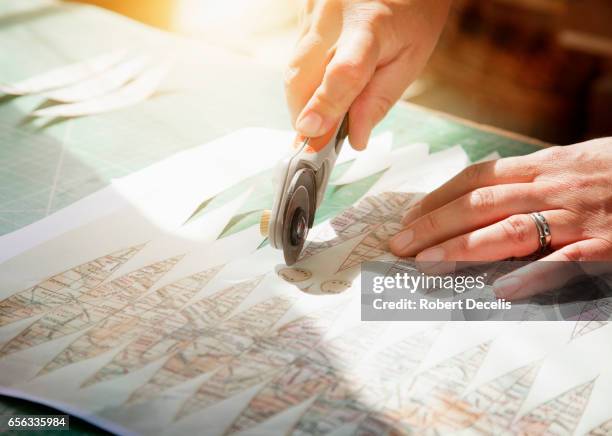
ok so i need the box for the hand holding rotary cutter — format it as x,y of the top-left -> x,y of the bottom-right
260,115 -> 349,265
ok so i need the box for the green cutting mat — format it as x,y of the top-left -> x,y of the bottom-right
0,0 -> 543,433
0,0 -> 541,236
0,0 -> 288,235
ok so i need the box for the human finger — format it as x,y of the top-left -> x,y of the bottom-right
348,47 -> 419,150
390,183 -> 561,258
295,28 -> 379,138
415,210 -> 581,274
493,238 -> 612,300
401,153 -> 548,225
285,31 -> 335,126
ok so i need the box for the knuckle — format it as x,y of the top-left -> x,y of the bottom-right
418,195 -> 434,216
312,89 -> 344,114
560,245 -> 585,262
516,159 -> 541,181
501,215 -> 531,245
504,155 -> 540,181
539,145 -> 567,163
536,182 -> 557,199
346,3 -> 391,33
423,212 -> 440,233
571,147 -> 590,164
365,93 -> 394,122
572,175 -> 597,192
469,188 -> 496,212
453,234 -> 470,254
328,59 -> 369,87
369,9 -> 392,31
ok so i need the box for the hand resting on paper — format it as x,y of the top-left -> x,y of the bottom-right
287,0 -> 612,300
285,0 -> 451,149
389,139 -> 612,300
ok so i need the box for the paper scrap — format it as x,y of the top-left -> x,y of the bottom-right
32,63 -> 170,117
0,50 -> 128,95
395,145 -> 470,193
331,132 -> 393,185
365,142 -> 430,195
42,55 -> 150,103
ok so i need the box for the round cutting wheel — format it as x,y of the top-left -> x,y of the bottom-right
282,173 -> 313,265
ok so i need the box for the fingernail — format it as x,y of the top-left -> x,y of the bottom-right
349,136 -> 367,151
296,112 -> 323,136
401,202 -> 422,226
493,276 -> 522,299
416,247 -> 445,263
390,229 -> 414,255
354,129 -> 371,151
352,139 -> 367,151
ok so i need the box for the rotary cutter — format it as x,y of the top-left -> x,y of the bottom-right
260,114 -> 349,265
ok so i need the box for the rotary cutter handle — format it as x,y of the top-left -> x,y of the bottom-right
260,114 -> 349,265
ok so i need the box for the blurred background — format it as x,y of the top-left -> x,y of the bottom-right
71,0 -> 612,144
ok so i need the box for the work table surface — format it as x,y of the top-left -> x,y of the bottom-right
0,0 -> 545,433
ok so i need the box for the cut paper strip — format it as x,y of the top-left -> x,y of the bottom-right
43,55 -> 150,103
395,145 -> 470,193
0,50 -> 128,95
330,132 -> 393,185
335,142 -> 361,165
32,63 -> 170,118
364,142 -> 430,196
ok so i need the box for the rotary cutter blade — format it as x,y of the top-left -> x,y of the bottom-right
281,170 -> 314,265
262,114 -> 349,265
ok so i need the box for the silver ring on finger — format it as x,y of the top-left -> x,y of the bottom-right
530,212 -> 552,253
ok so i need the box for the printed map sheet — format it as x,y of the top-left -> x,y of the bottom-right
1,128 -> 611,436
